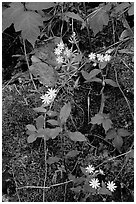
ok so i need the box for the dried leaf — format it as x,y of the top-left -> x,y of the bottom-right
30,62 -> 56,86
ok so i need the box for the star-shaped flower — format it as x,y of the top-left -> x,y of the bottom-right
56,56 -> 64,64
104,54 -> 111,61
57,41 -> 65,51
63,47 -> 72,58
40,94 -> 51,105
46,88 -> 57,99
54,47 -> 62,56
107,181 -> 117,192
89,52 -> 96,61
89,178 -> 100,189
85,165 -> 95,174
97,53 -> 104,62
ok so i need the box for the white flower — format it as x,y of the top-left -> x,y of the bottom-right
97,53 -> 104,62
57,40 -> 65,51
40,94 -> 52,105
54,47 -> 62,56
46,88 -> 57,99
86,165 -> 95,174
104,54 -> 111,61
105,48 -> 114,54
56,56 -> 64,64
89,178 -> 100,189
107,181 -> 117,192
89,52 -> 96,61
63,47 -> 72,58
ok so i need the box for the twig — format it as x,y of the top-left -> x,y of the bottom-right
11,167 -> 21,202
17,180 -> 73,190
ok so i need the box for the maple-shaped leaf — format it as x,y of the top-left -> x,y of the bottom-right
25,2 -> 56,10
87,6 -> 110,36
114,2 -> 130,13
14,11 -> 43,46
2,2 -> 24,31
29,62 -> 57,86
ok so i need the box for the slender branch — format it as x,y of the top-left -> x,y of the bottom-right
17,180 -> 73,190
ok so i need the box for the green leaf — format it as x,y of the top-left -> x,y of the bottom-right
60,102 -> 71,124
48,127 -> 62,139
117,128 -> 130,137
80,166 -> 90,176
27,134 -> 37,143
25,2 -> 55,10
30,62 -> 56,86
47,119 -> 59,126
65,150 -> 80,158
65,12 -> 85,23
2,2 -> 24,31
46,156 -> 61,164
68,131 -> 87,142
112,134 -> 123,151
119,29 -> 133,41
71,186 -> 82,193
128,3 -> 134,16
102,118 -> 112,133
88,6 -> 110,36
104,79 -> 118,87
85,77 -> 102,83
83,182 -> 96,194
26,124 -> 37,132
106,128 -> 117,140
33,107 -> 47,113
35,115 -> 44,129
98,181 -> 112,195
36,128 -> 50,140
14,11 -> 43,47
91,113 -> 103,125
47,110 -> 58,117
99,61 -> 107,69
88,69 -> 101,79
114,2 -> 130,13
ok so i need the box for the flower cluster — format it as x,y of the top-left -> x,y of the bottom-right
40,88 -> 57,106
54,40 -> 72,64
85,165 -> 117,192
88,52 -> 111,63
